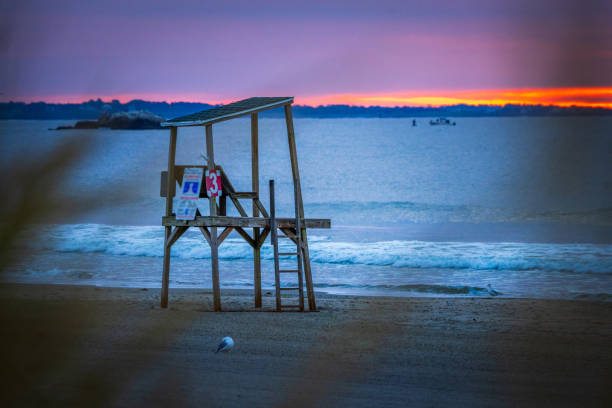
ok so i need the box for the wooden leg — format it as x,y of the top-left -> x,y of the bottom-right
270,180 -> 281,312
211,227 -> 221,311
284,104 -> 317,311
251,112 -> 261,308
206,124 -> 221,311
300,229 -> 316,311
162,127 -> 177,308
161,226 -> 171,308
254,243 -> 262,308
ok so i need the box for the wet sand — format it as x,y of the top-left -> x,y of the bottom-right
1,283 -> 611,407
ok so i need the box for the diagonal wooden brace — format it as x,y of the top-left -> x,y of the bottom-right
234,226 -> 256,248
217,227 -> 234,245
254,198 -> 269,218
279,227 -> 299,246
199,226 -> 212,245
165,226 -> 189,248
256,227 -> 270,248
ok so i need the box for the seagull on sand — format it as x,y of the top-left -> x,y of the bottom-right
215,337 -> 234,354
487,284 -> 500,297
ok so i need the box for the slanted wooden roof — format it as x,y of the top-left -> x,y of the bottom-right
161,96 -> 293,127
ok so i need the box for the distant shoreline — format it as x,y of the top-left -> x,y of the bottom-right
2,99 -> 612,120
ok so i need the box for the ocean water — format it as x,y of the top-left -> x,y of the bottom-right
1,116 -> 611,299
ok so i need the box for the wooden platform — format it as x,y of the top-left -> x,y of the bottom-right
162,216 -> 330,229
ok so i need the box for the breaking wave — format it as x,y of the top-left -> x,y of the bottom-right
313,283 -> 492,295
26,224 -> 612,274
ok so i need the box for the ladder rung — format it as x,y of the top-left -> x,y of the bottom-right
279,252 -> 298,256
280,305 -> 302,309
279,269 -> 298,273
278,235 -> 292,239
280,287 -> 300,290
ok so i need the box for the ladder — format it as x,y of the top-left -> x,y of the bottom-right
269,179 -> 304,311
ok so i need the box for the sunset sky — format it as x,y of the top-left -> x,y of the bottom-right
1,0 -> 611,107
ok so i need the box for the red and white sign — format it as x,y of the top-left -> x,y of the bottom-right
205,169 -> 222,198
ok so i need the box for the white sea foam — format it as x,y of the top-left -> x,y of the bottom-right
27,224 -> 612,274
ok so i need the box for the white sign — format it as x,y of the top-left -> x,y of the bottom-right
180,167 -> 204,200
176,167 -> 204,220
176,200 -> 198,220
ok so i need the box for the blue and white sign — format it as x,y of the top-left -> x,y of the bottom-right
176,200 -> 198,220
179,167 -> 203,200
176,167 -> 204,220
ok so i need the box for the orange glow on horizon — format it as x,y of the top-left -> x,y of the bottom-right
295,87 -> 612,109
4,87 -> 612,109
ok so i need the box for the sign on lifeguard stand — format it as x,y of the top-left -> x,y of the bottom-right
205,169 -> 222,198
176,167 -> 203,220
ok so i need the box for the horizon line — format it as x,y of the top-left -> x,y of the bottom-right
2,87 -> 611,109
4,101 -> 612,110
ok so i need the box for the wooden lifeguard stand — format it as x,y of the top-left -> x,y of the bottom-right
159,97 -> 330,311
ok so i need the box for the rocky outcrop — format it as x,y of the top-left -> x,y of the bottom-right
97,111 -> 164,129
55,110 -> 164,130
74,120 -> 99,129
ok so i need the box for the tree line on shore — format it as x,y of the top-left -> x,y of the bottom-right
1,98 -> 610,120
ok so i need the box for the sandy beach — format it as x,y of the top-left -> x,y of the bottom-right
0,283 -> 610,407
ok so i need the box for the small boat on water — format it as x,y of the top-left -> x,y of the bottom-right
429,117 -> 456,126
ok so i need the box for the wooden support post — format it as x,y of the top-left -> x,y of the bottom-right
161,126 -> 177,308
219,194 -> 227,216
206,124 -> 221,311
270,180 -> 281,311
251,112 -> 262,308
284,105 -> 316,311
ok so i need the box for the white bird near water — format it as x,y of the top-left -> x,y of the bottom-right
487,284 -> 500,296
215,337 -> 234,354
